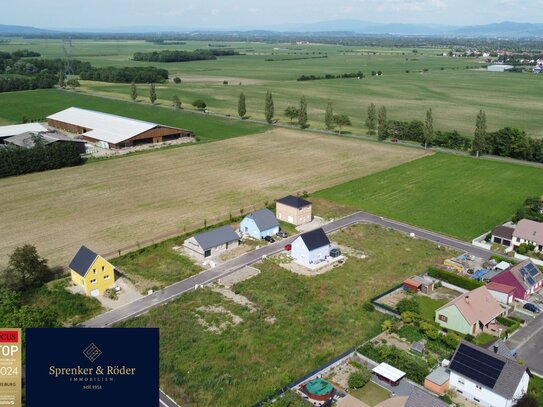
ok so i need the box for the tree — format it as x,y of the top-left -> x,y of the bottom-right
238,92 -> 246,118
149,83 -> 157,105
173,77 -> 181,84
66,79 -> 80,91
333,114 -> 351,134
172,95 -> 181,110
377,106 -> 387,140
515,394 -> 538,407
264,91 -> 274,124
298,96 -> 307,128
192,99 -> 206,110
424,108 -> 434,149
348,368 -> 372,389
381,319 -> 392,332
58,70 -> 66,88
284,106 -> 299,123
1,245 -> 49,292
472,109 -> 487,157
396,298 -> 419,314
324,101 -> 334,130
130,82 -> 138,102
366,102 -> 377,135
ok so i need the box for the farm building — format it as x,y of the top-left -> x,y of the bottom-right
424,366 -> 449,396
47,107 -> 193,149
183,225 -> 240,260
291,228 -> 331,266
487,64 -> 514,72
435,286 -> 504,335
448,341 -> 529,407
0,123 -> 48,143
486,282 -> 516,305
4,132 -> 86,154
491,225 -> 515,247
512,219 -> 543,252
276,195 -> 312,226
406,386 -> 448,407
490,259 -> 543,300
69,245 -> 115,296
240,208 -> 279,239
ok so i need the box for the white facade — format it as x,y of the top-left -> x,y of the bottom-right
449,370 -> 529,407
487,290 -> 513,305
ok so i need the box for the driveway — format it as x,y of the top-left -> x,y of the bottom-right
506,312 -> 543,376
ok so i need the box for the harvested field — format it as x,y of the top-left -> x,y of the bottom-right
1,129 -> 428,267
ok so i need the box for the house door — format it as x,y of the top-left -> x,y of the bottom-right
90,289 -> 100,297
204,249 -> 211,258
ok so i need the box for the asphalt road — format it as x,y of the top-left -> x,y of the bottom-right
81,210 -> 498,407
507,312 -> 543,376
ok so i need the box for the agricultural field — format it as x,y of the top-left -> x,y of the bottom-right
315,153 -> 543,240
0,128 -> 428,268
120,224 -> 455,406
0,89 -> 269,143
1,38 -> 542,137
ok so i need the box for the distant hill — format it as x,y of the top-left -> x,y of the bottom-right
452,21 -> 543,37
0,24 -> 55,35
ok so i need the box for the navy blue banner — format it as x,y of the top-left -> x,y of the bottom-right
26,328 -> 159,407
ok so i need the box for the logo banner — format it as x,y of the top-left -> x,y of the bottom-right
0,328 -> 21,407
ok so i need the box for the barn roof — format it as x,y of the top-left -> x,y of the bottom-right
4,132 -> 83,148
245,208 -> 279,231
47,107 -> 183,145
0,123 -> 47,138
193,226 -> 240,251
69,245 -> 99,277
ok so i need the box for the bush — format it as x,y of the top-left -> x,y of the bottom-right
419,321 -> 440,340
442,332 -> 460,349
173,77 -> 181,84
348,367 -> 372,389
192,99 -> 207,110
427,267 -> 484,290
401,311 -> 419,324
396,298 -> 420,314
397,324 -> 424,342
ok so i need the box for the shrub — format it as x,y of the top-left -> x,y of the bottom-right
442,332 -> 460,349
104,288 -> 118,300
420,321 -> 440,340
348,368 -> 372,389
396,298 -> 420,314
192,99 -> 207,110
397,324 -> 424,342
173,77 -> 181,84
401,311 -> 419,324
427,267 -> 483,290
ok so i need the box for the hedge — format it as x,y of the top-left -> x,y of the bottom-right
427,267 -> 484,290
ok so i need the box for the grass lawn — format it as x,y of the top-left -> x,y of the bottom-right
0,89 -> 269,143
350,382 -> 390,406
473,332 -> 497,346
119,224 -> 455,406
21,278 -> 103,325
528,375 -> 543,406
314,153 -> 543,240
415,295 -> 447,321
112,242 -> 203,292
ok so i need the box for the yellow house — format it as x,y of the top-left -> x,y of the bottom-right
69,245 -> 115,296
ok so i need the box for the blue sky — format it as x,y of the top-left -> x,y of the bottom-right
2,0 -> 543,29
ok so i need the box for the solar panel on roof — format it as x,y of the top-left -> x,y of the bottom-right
526,263 -> 539,277
450,344 -> 505,389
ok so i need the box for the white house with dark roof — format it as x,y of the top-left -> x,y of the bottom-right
183,225 -> 240,260
449,340 -> 529,407
291,228 -> 331,266
240,208 -> 279,239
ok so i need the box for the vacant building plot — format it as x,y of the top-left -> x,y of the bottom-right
0,129 -> 427,267
315,153 -> 543,240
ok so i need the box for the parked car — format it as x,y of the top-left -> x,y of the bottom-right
523,303 -> 541,313
284,244 -> 292,251
277,231 -> 288,238
263,235 -> 275,243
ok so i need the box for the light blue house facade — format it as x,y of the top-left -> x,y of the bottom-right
291,228 -> 331,266
240,208 -> 279,239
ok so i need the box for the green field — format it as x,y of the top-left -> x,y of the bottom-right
2,38 -> 542,138
0,89 -> 269,143
119,224 -> 454,406
315,153 -> 543,240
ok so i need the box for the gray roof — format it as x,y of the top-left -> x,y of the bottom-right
405,387 -> 449,407
492,225 -> 514,240
4,132 -> 84,148
484,339 -> 517,361
425,366 -> 450,386
299,228 -> 330,251
450,340 -> 526,400
193,225 -> 240,251
276,195 -> 311,208
246,208 -> 279,231
69,245 -> 99,277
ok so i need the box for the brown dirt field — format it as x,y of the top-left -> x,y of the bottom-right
1,129 -> 429,267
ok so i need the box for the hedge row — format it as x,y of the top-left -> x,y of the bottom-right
427,267 -> 484,291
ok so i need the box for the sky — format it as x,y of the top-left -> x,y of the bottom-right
2,0 -> 543,29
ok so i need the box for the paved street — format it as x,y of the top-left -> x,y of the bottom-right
507,313 -> 543,376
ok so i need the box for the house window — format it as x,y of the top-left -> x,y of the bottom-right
458,379 -> 465,386
476,385 -> 482,390
90,279 -> 96,284
102,266 -> 105,272
438,314 -> 448,322
474,398 -> 480,403
104,275 -> 110,280
93,268 -> 96,275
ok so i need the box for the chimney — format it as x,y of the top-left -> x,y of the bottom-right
494,344 -> 499,354
465,295 -> 470,304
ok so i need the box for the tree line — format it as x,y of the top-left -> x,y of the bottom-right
0,137 -> 83,178
132,49 -> 239,63
297,71 -> 364,81
80,66 -> 169,83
